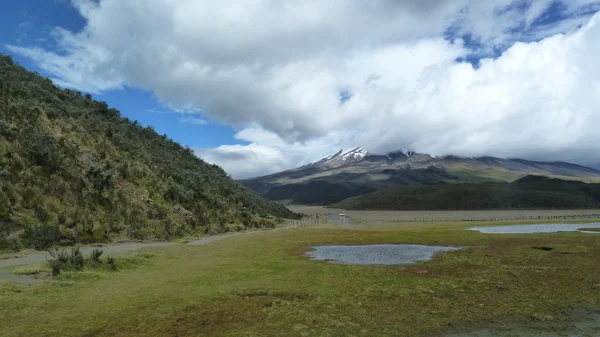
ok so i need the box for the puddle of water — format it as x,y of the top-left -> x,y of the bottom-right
305,244 -> 460,265
469,223 -> 600,234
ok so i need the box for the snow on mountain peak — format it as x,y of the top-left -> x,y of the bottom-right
325,149 -> 343,160
338,146 -> 368,161
310,146 -> 368,165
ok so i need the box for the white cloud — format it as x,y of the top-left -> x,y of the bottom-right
196,126 -> 358,179
194,143 -> 288,179
16,21 -> 33,43
179,117 -> 208,126
6,0 -> 600,178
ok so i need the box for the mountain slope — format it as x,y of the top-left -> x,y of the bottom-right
0,54 -> 298,250
331,175 -> 600,210
264,181 -> 377,205
241,147 -> 600,205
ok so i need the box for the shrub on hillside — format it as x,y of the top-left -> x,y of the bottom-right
0,53 -> 300,251
21,224 -> 62,250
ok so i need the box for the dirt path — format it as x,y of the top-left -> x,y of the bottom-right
0,227 -> 289,285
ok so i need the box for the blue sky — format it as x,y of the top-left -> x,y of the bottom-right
2,1 -> 600,177
0,0 -> 246,150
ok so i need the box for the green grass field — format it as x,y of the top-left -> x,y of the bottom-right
1,220 -> 600,336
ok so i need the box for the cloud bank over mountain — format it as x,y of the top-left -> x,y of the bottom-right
7,0 -> 600,178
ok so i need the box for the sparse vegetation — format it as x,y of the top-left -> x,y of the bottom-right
46,246 -> 98,275
0,54 -> 299,251
7,248 -> 155,281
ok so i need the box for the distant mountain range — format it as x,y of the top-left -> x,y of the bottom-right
240,147 -> 600,205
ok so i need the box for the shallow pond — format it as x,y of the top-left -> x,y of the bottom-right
305,244 -> 460,265
469,223 -> 600,234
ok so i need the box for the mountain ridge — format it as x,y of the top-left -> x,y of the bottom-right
241,147 -> 600,205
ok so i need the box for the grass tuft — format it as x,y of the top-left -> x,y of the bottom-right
106,255 -> 117,271
90,249 -> 103,262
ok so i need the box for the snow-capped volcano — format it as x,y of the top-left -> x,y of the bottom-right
241,147 -> 600,205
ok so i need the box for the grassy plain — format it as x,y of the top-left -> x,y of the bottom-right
1,219 -> 600,336
291,205 -> 600,222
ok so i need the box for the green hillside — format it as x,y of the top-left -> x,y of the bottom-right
331,175 -> 600,210
264,180 -> 378,205
0,54 -> 298,250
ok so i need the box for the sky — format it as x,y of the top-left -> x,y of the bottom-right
2,0 -> 600,178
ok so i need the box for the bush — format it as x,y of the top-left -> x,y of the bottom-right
21,224 -> 62,250
46,246 -> 84,274
69,247 -> 84,270
10,238 -> 22,252
51,260 -> 61,276
106,256 -> 117,270
47,247 -> 70,264
204,223 -> 221,235
90,249 -> 103,262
